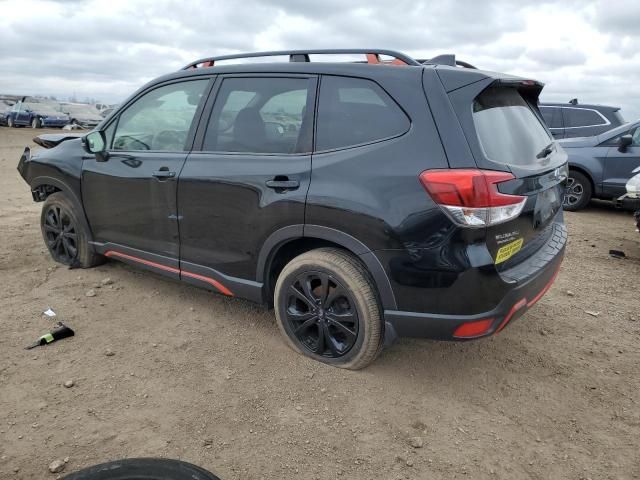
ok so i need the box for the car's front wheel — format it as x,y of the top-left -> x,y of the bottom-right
31,117 -> 41,129
274,248 -> 383,370
563,171 -> 592,211
7,116 -> 14,128
40,192 -> 103,268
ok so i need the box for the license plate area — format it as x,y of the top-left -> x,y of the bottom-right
533,185 -> 561,229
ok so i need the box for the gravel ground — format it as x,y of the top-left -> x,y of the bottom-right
1,127 -> 639,480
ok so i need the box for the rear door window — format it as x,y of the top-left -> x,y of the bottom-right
316,76 -> 410,151
203,77 -> 313,154
563,108 -> 607,128
473,87 -> 552,167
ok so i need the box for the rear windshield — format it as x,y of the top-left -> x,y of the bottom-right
473,87 -> 551,167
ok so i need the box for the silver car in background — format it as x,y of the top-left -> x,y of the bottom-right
58,103 -> 103,129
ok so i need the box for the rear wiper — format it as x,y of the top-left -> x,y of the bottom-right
536,143 -> 554,159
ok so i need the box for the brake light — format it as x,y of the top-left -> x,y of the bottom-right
419,169 -> 526,227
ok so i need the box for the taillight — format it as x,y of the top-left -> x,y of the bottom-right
419,169 -> 526,227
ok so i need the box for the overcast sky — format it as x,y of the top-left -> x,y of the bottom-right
1,0 -> 639,119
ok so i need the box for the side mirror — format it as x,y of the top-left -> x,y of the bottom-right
83,131 -> 108,162
619,134 -> 633,152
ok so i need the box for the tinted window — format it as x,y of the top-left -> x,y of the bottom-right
203,77 -> 313,154
473,87 -> 552,167
316,76 -> 409,151
540,107 -> 562,129
112,80 -> 208,151
563,108 -> 606,128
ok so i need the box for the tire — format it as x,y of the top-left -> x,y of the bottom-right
274,248 -> 383,370
563,170 -> 592,211
62,458 -> 220,480
31,117 -> 41,129
7,116 -> 14,128
40,192 -> 103,268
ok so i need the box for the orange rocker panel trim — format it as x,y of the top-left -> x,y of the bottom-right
104,250 -> 234,297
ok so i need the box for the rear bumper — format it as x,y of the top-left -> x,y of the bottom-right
383,222 -> 567,341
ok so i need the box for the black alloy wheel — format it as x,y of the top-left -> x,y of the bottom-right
285,271 -> 359,358
43,204 -> 78,263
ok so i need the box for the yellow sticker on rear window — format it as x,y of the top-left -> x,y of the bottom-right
495,238 -> 524,264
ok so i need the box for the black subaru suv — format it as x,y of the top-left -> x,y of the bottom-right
18,49 -> 567,369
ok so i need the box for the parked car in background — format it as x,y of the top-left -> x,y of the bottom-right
559,120 -> 640,210
100,107 -> 115,118
7,99 -> 69,128
625,168 -> 640,233
0,101 -> 12,126
540,100 -> 624,139
58,103 -> 103,129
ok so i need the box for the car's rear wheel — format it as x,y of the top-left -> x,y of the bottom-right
563,170 -> 592,211
31,117 -> 41,129
40,192 -> 103,268
7,117 -> 14,128
274,248 -> 383,370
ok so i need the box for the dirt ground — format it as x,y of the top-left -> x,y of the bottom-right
0,126 -> 639,480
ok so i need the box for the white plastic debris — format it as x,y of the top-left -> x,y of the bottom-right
43,308 -> 56,318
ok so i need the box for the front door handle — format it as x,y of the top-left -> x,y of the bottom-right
266,178 -> 299,190
153,167 -> 176,180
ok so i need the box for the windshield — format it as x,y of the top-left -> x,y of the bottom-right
473,87 -> 552,167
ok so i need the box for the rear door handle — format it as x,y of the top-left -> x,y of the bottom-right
153,169 -> 176,179
266,178 -> 299,190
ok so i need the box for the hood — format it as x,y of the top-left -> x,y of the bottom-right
557,136 -> 598,148
34,133 -> 83,149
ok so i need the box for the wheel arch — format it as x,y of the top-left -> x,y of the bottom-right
568,163 -> 598,196
30,175 -> 96,246
258,225 -> 397,310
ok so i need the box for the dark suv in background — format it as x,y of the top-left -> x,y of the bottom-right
18,49 -> 567,369
540,100 -> 624,139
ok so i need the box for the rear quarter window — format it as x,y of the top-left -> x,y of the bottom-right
473,87 -> 552,167
316,76 -> 410,151
563,108 -> 607,128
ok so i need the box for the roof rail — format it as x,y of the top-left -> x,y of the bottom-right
182,49 -> 422,70
419,54 -> 478,69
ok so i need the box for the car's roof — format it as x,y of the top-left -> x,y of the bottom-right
147,60 -> 529,86
540,102 -> 621,112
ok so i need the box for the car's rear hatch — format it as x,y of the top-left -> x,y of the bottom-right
426,67 -> 567,271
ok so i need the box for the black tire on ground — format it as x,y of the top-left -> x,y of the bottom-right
563,170 -> 592,211
40,192 -> 103,268
31,117 -> 41,128
62,458 -> 221,480
274,247 -> 383,370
